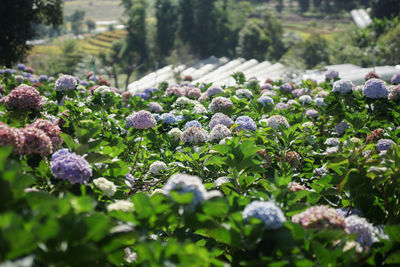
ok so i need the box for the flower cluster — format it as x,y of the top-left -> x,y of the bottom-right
51,149 -> 92,184
206,86 -> 224,97
180,127 -> 208,144
299,95 -> 312,104
333,80 -> 353,94
345,215 -> 377,247
27,119 -> 63,151
236,89 -> 252,99
55,75 -> 77,91
325,69 -> 339,80
209,97 -> 233,113
160,113 -> 177,124
284,151 -> 301,168
281,83 -> 293,92
168,128 -> 183,140
209,113 -> 233,130
242,201 -> 286,229
148,102 -> 163,113
376,139 -> 394,152
362,79 -> 389,99
93,177 -> 117,197
366,128 -> 385,143
257,95 -> 274,106
20,127 -> 53,156
149,161 -> 167,175
209,124 -> 231,141
0,122 -> 24,152
265,115 -> 289,130
235,116 -> 256,131
1,84 -> 42,111
335,120 -> 351,135
389,85 -> 400,101
107,200 -> 134,212
365,71 -> 381,81
292,205 -> 345,229
162,173 -> 208,207
126,110 -> 157,129
184,120 -> 202,129
391,73 -> 400,84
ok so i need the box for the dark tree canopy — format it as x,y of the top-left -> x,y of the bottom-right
0,0 -> 63,67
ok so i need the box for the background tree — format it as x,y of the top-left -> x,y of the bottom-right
120,0 -> 148,89
99,40 -> 124,88
155,0 -> 178,60
236,19 -> 270,61
0,0 -> 63,67
298,0 -> 310,12
68,10 -> 86,36
301,34 -> 330,68
371,0 -> 400,19
86,19 -> 96,33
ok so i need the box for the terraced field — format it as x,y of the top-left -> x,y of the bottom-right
79,29 -> 127,55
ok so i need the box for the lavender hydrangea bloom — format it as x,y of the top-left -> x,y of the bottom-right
185,120 -> 202,129
236,89 -> 252,99
281,83 -> 293,92
180,127 -> 208,144
333,80 -> 353,94
275,102 -> 289,110
80,80 -> 89,86
160,113 -> 177,124
162,173 -> 208,207
257,96 -> 274,106
50,149 -> 92,184
209,97 -> 233,113
126,110 -> 157,129
242,201 -> 286,229
325,70 -> 339,80
134,92 -> 149,100
235,116 -> 256,131
148,102 -> 163,113
260,83 -> 273,90
362,79 -> 389,99
345,215 -> 377,247
55,75 -> 77,91
209,124 -> 231,141
314,97 -> 326,106
336,121 -> 351,135
376,139 -> 394,152
39,75 -> 48,82
209,113 -> 233,130
17,64 -> 26,71
206,86 -> 224,96
391,73 -> 400,85
144,87 -> 158,95
305,109 -> 318,118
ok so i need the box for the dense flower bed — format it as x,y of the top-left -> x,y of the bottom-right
0,68 -> 400,266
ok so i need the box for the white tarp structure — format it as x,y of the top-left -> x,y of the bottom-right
351,9 -> 372,28
128,56 -> 400,93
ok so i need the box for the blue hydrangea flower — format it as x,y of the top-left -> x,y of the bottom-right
185,120 -> 201,129
80,80 -> 89,86
391,73 -> 400,85
39,75 -> 48,82
362,78 -> 389,99
161,113 -> 177,124
376,139 -> 394,152
144,87 -> 159,95
335,120 -> 351,135
235,116 -> 256,131
325,70 -> 339,80
23,72 -> 31,78
345,215 -> 377,247
281,83 -> 293,92
257,96 -> 274,106
242,201 -> 286,229
50,149 -> 92,184
176,115 -> 185,122
134,92 -> 149,100
275,102 -> 289,110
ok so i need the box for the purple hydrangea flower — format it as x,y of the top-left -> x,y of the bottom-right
391,73 -> 400,85
335,120 -> 351,135
126,110 -> 157,129
281,83 -> 293,92
135,92 -> 149,100
242,201 -> 286,229
209,97 -> 233,113
257,96 -> 274,106
1,84 -> 42,111
50,149 -> 92,184
55,75 -> 77,91
306,109 -> 318,118
144,87 -> 158,95
23,72 -> 31,78
39,75 -> 48,82
376,139 -> 394,152
362,78 -> 389,99
209,113 -> 233,130
160,113 -> 177,124
235,116 -> 256,131
325,70 -> 339,80
148,102 -> 163,113
345,215 -> 376,247
206,86 -> 224,96
275,102 -> 289,110
236,89 -> 252,99
80,80 -> 89,86
185,120 -> 201,129
176,115 -> 185,122
260,83 -> 273,90
17,64 -> 26,71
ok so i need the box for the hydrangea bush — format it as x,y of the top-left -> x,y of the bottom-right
0,67 -> 400,266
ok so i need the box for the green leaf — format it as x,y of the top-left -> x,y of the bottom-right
169,191 -> 194,205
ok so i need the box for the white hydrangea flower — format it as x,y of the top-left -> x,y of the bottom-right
299,95 -> 312,104
325,138 -> 340,146
107,200 -> 134,212
302,121 -> 314,128
149,161 -> 167,175
93,177 -> 117,197
168,128 -> 183,141
180,127 -> 208,144
95,86 -> 113,97
265,115 -> 289,130
333,80 -> 353,94
242,201 -> 286,229
345,215 -> 377,247
193,104 -> 207,114
324,146 -> 339,155
162,173 -> 208,207
175,96 -> 194,105
209,124 -> 231,141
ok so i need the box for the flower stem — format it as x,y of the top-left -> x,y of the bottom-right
130,132 -> 143,174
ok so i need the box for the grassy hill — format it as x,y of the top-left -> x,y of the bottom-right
64,0 -> 124,22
